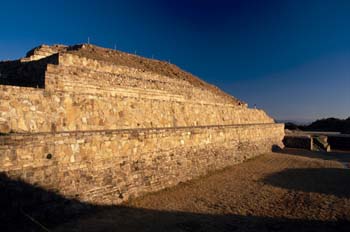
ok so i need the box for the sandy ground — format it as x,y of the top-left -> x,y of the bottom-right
54,149 -> 350,231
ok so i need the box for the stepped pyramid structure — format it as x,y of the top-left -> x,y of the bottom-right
0,44 -> 284,205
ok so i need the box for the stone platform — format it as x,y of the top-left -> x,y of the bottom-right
0,44 -> 284,208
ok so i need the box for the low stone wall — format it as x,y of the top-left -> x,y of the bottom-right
284,133 -> 350,151
328,135 -> 350,151
0,123 -> 284,205
283,135 -> 312,150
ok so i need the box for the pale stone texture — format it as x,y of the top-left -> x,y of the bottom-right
0,44 -> 284,206
0,124 -> 284,204
1,52 -> 273,134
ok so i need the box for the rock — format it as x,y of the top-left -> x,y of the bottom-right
0,119 -> 11,134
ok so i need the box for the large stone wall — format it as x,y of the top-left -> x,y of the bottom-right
0,85 -> 272,133
0,53 -> 273,133
0,123 -> 284,205
0,44 -> 284,214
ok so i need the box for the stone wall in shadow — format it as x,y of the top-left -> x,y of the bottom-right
328,135 -> 350,151
1,173 -> 350,232
0,173 -> 95,231
0,54 -> 58,88
283,135 -> 312,150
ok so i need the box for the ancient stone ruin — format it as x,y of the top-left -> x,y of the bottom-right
0,44 -> 284,205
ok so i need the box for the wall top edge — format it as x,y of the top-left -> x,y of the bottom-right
0,123 -> 284,139
0,84 -> 44,91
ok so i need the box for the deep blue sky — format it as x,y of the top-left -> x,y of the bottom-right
1,0 -> 349,122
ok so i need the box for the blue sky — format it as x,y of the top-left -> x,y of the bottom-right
0,0 -> 349,122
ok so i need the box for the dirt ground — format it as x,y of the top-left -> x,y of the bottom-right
54,149 -> 350,232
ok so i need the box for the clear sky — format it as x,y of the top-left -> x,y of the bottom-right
0,0 -> 349,123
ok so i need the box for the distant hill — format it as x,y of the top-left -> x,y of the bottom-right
285,117 -> 350,134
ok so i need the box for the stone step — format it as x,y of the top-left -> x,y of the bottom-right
45,64 -> 238,105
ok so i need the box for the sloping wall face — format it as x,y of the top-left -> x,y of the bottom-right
0,123 -> 284,205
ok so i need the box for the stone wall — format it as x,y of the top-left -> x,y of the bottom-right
283,135 -> 313,150
0,88 -> 272,132
328,135 -> 350,151
284,133 -> 350,151
0,55 -> 273,133
21,44 -> 67,62
0,123 -> 284,205
51,53 -> 241,105
0,44 -> 284,214
0,55 -> 58,88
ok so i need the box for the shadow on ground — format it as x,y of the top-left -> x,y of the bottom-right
1,173 -> 350,232
276,148 -> 350,163
263,168 -> 350,198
